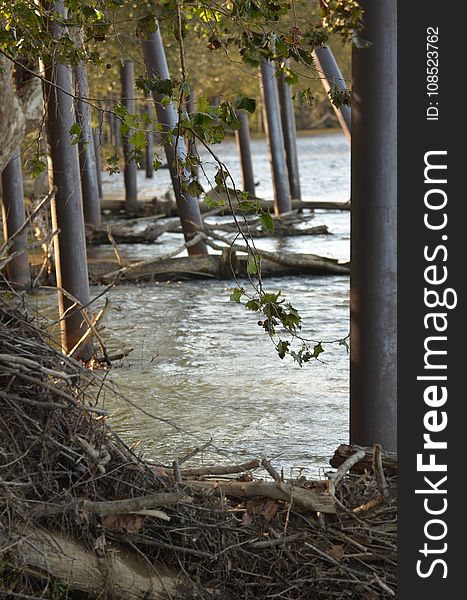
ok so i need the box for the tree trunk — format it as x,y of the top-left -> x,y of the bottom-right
7,527 -> 185,600
74,60 -> 101,226
259,59 -> 291,214
142,28 -> 208,255
120,61 -> 139,211
1,149 -> 31,288
42,0 -> 93,361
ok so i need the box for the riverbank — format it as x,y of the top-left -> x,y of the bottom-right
0,294 -> 397,599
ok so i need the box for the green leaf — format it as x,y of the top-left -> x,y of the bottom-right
219,101 -> 241,129
312,342 -> 325,358
69,122 -> 81,135
328,84 -> 352,109
30,157 -> 46,178
284,69 -> 299,86
238,199 -> 260,212
234,95 -> 256,113
245,299 -> 260,311
181,81 -> 191,97
106,154 -> 121,175
69,122 -> 81,144
262,292 -> 281,304
214,168 -> 228,188
205,196 -> 225,208
247,255 -> 260,275
113,104 -> 129,119
277,340 -> 290,359
260,212 -> 275,233
129,130 -> 146,151
230,287 -> 244,303
184,179 -> 204,197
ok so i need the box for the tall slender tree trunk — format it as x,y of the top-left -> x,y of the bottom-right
120,61 -> 139,211
277,64 -> 301,201
186,89 -> 199,180
235,111 -> 256,197
74,62 -> 101,226
145,103 -> 154,179
313,46 -> 351,141
92,128 -> 103,200
1,149 -> 31,288
259,59 -> 291,215
350,0 -> 397,451
42,0 -> 93,361
142,29 -> 207,255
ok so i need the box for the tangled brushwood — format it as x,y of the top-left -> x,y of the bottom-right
0,295 -> 397,599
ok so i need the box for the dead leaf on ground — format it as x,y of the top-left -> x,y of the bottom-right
241,512 -> 254,527
362,592 -> 379,600
101,513 -> 145,533
242,498 -> 280,525
261,499 -> 279,521
326,544 -> 345,562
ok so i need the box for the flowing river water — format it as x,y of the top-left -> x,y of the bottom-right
35,130 -> 350,477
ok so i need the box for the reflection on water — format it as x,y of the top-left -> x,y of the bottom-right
38,131 -> 351,476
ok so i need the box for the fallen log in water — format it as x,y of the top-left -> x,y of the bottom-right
90,209 -> 330,244
202,218 -> 330,238
101,193 -> 350,218
86,218 -> 180,244
92,248 -> 349,283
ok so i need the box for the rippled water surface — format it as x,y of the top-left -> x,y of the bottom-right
39,131 -> 351,476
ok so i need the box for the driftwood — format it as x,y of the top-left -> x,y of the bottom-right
28,491 -> 193,518
92,227 -> 348,283
187,479 -> 336,514
202,187 -> 350,212
91,249 -> 349,284
202,216 -> 330,238
176,458 -> 262,478
1,297 -> 397,599
6,528 -> 185,600
86,218 -> 180,244
330,444 -> 398,476
201,231 -> 349,274
100,193 -> 350,218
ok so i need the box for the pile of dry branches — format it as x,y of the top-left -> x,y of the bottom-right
0,295 -> 397,599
